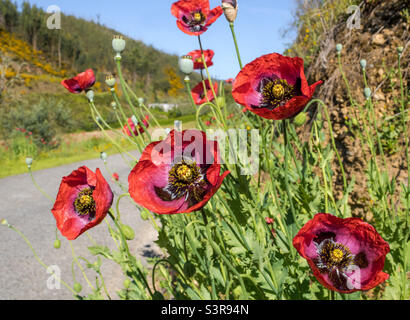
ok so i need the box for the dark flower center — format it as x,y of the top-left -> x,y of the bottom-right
317,240 -> 353,272
183,11 -> 207,32
313,231 -> 370,291
155,158 -> 208,205
74,188 -> 96,218
259,78 -> 296,109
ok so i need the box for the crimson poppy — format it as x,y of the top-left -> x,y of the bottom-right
191,80 -> 218,105
187,49 -> 214,69
51,166 -> 113,240
128,130 -> 229,215
171,0 -> 223,36
232,53 -> 323,120
293,213 -> 390,294
123,115 -> 149,137
61,69 -> 96,94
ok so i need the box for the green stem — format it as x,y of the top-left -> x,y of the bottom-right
229,22 -> 243,69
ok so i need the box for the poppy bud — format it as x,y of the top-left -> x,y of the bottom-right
1,219 -> 9,227
105,75 -> 116,87
265,217 -> 274,225
137,97 -> 144,106
216,96 -> 225,107
121,224 -> 135,241
364,87 -> 372,100
360,59 -> 367,70
86,90 -> 94,102
54,239 -> 61,249
153,291 -> 165,300
397,47 -> 403,55
26,157 -> 33,167
111,102 -> 117,110
222,0 -> 238,23
123,279 -> 131,289
112,35 -> 126,58
179,55 -> 194,75
183,261 -> 196,278
294,112 -> 307,127
100,152 -> 108,162
73,283 -> 82,293
140,210 -> 149,221
336,44 -> 343,53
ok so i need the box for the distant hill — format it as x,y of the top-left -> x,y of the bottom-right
0,0 -> 196,101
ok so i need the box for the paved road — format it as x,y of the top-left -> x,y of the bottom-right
0,151 -> 160,300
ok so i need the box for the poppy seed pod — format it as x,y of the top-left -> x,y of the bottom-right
112,35 -> 126,55
360,59 -> 367,70
105,75 -> 116,87
222,0 -> 238,23
364,87 -> 372,99
179,55 -> 194,75
26,157 -> 33,167
100,152 -> 108,162
86,90 -> 94,102
336,44 -> 343,53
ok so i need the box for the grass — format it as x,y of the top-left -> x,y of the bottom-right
0,120 -> 198,179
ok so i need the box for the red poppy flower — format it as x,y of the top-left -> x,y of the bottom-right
187,49 -> 214,69
51,166 -> 113,240
61,69 -> 96,94
123,115 -> 149,137
293,213 -> 390,294
232,53 -> 323,120
171,0 -> 223,36
265,217 -> 274,225
191,80 -> 218,105
128,129 -> 229,215
205,120 -> 211,126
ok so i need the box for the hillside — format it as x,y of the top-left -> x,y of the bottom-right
289,0 -> 409,220
0,0 -> 191,101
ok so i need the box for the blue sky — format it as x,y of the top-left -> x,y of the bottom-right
14,0 -> 297,79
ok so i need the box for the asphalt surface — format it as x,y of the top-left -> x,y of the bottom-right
0,151 -> 160,300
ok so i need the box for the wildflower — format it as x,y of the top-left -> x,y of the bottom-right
171,0 -> 223,36
232,53 -> 322,120
293,213 -> 390,293
128,130 -> 229,214
221,0 -> 238,23
187,49 -> 214,69
61,69 -> 96,94
51,166 -> 113,240
112,173 -> 119,181
179,55 -> 194,75
191,80 -> 218,105
123,115 -> 150,137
